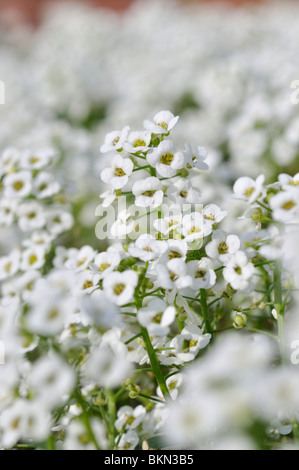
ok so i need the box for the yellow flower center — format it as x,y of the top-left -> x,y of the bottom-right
282,200 -> 296,211
157,121 -> 168,130
99,262 -> 110,272
29,255 -> 38,265
244,187 -> 254,198
218,241 -> 228,254
142,190 -> 156,197
160,153 -> 174,165
134,139 -> 146,148
114,168 -> 126,177
83,280 -> 93,290
113,283 -> 126,295
13,181 -> 24,191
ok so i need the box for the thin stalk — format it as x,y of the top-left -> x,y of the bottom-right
200,289 -> 212,334
140,326 -> 170,400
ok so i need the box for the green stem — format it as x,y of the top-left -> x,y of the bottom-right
140,326 -> 170,400
274,262 -> 285,361
76,392 -> 101,450
47,435 -> 55,450
200,289 -> 212,334
106,390 -> 117,449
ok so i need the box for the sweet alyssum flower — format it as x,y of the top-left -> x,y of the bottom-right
132,176 -> 164,209
33,171 -> 60,199
100,125 -> 130,153
187,257 -> 217,290
0,198 -> 18,227
123,130 -> 151,154
90,251 -> 121,278
233,175 -> 265,203
103,270 -> 138,306
155,258 -> 192,290
205,229 -> 240,261
0,250 -> 21,281
101,154 -> 134,190
128,234 -> 167,262
166,178 -> 201,205
222,250 -> 255,290
146,140 -> 185,177
115,405 -> 146,432
3,171 -> 32,199
183,143 -> 209,171
17,201 -> 46,232
178,212 -> 205,243
143,110 -> 179,135
269,189 -> 299,222
137,298 -> 176,337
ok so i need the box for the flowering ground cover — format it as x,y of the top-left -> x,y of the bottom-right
0,0 -> 299,451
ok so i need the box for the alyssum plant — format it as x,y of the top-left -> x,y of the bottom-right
0,111 -> 299,450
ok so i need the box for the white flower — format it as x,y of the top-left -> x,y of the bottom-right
110,209 -> 136,238
132,177 -> 164,208
22,231 -> 55,251
167,179 -> 201,205
233,174 -> 265,203
137,298 -> 176,337
128,234 -> 167,262
3,171 -> 32,199
65,245 -> 96,272
157,373 -> 183,400
33,171 -> 60,199
81,290 -> 120,328
184,143 -> 209,171
20,148 -> 56,170
153,205 -> 182,235
46,209 -> 74,235
156,258 -> 192,290
73,271 -> 100,296
115,405 -> 146,431
15,270 -> 41,302
26,297 -> 72,336
222,250 -> 255,290
179,212 -> 205,243
63,419 -> 108,451
187,257 -> 217,290
0,399 -> 50,449
203,204 -> 227,228
0,147 -> 21,176
171,325 -> 211,363
20,246 -> 46,271
123,130 -> 151,153
205,229 -> 240,261
100,125 -> 130,153
103,270 -> 138,306
143,110 -> 179,135
101,154 -> 134,189
99,189 -> 117,208
117,430 -> 139,450
0,198 -> 18,227
147,140 -> 185,177
83,340 -> 133,389
27,354 -> 76,408
17,201 -> 46,232
0,250 -> 20,280
158,239 -> 188,264
278,173 -> 299,190
90,251 -> 121,277
269,189 -> 299,222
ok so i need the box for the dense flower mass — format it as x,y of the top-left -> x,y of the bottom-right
0,0 -> 299,451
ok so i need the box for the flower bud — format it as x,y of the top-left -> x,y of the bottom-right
233,312 -> 247,329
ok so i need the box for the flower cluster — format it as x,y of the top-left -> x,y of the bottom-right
1,108 -> 298,450
0,0 -> 299,451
